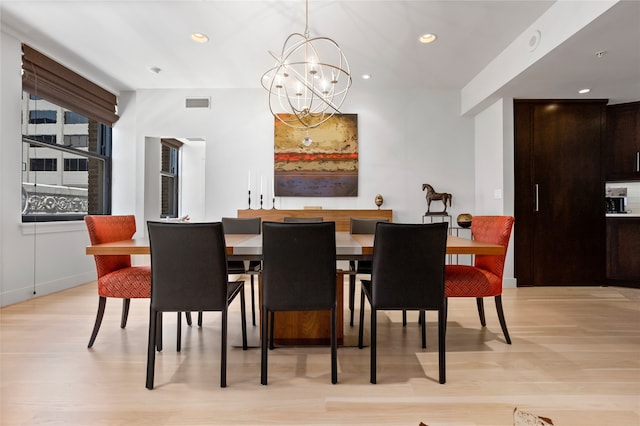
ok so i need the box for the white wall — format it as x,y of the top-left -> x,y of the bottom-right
473,98 -> 516,286
3,30 -> 518,307
0,33 -> 96,306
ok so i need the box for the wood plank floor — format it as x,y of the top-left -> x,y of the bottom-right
1,280 -> 639,425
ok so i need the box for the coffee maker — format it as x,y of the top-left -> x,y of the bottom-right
605,196 -> 626,213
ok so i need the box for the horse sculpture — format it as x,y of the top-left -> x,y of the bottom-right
422,184 -> 452,215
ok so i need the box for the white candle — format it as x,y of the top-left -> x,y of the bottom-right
247,171 -> 251,191
260,176 -> 263,195
272,177 -> 275,198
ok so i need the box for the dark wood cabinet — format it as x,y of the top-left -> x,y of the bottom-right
515,100 -> 607,286
606,101 -> 640,181
606,217 -> 640,287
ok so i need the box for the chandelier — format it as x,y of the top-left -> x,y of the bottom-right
261,0 -> 352,130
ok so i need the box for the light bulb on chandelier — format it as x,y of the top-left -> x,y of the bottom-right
261,0 -> 352,132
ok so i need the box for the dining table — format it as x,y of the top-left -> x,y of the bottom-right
86,231 -> 504,345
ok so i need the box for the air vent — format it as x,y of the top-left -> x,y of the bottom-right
185,97 -> 210,109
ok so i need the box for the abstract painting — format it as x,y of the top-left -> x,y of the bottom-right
274,114 -> 358,197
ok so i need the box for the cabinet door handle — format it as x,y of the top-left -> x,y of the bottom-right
535,184 -> 539,212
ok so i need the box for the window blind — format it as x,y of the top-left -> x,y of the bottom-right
22,44 -> 119,126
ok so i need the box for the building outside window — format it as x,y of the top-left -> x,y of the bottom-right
21,92 -> 112,222
160,140 -> 180,218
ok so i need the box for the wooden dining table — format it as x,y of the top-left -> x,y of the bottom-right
86,232 -> 504,345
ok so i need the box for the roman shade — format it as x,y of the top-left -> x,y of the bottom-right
22,44 -> 119,126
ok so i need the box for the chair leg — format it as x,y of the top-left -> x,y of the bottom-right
331,306 -> 337,384
358,288 -> 366,349
349,264 -> 356,327
420,310 -> 426,349
176,312 -> 182,352
120,298 -> 130,328
197,312 -> 203,327
476,298 -> 486,326
495,295 -> 512,344
261,308 -> 269,385
185,312 -> 192,326
250,275 -> 257,327
402,309 -> 407,327
438,307 -> 446,384
88,296 -> 107,348
220,310 -> 227,388
269,311 -> 275,350
370,308 -> 377,384
146,308 -> 158,390
156,313 -> 163,352
444,298 -> 448,332
240,286 -> 248,350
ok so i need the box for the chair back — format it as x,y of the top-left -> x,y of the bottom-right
262,221 -> 336,311
371,222 -> 448,310
283,217 -> 323,223
471,216 -> 514,279
282,216 -> 322,223
147,222 -> 229,312
85,215 -> 136,278
350,217 -> 389,234
221,217 -> 261,234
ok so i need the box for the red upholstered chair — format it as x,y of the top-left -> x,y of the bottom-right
445,216 -> 514,344
84,215 -> 151,348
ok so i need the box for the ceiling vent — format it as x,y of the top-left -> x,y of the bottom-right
185,97 -> 211,109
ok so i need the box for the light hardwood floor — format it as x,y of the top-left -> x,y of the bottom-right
1,280 -> 639,425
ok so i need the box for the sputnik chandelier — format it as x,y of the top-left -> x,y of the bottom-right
261,0 -> 352,131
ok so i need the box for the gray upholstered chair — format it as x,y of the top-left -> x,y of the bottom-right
146,221 -> 247,389
358,222 -> 448,384
283,217 -> 323,222
260,221 -> 337,385
348,218 -> 389,327
222,217 -> 261,326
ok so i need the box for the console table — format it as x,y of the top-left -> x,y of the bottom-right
237,209 -> 393,232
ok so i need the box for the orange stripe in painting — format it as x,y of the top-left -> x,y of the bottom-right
275,152 -> 358,162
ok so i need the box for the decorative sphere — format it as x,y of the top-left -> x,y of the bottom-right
375,194 -> 383,208
457,213 -> 472,228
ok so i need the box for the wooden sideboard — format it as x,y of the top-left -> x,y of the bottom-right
237,209 -> 393,232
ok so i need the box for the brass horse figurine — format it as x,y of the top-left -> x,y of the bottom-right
422,184 -> 452,214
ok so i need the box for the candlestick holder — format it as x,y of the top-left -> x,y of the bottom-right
272,197 -> 276,209
260,194 -> 264,209
248,190 -> 251,209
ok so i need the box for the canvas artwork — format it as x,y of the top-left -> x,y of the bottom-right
274,114 -> 358,197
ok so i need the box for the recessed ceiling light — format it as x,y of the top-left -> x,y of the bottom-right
419,33 -> 437,44
191,33 -> 209,43
362,74 -> 372,80
578,88 -> 591,94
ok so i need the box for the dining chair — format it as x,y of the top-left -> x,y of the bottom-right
348,218 -> 389,327
222,217 -> 261,326
358,222 -> 448,384
445,215 -> 514,344
283,216 -> 323,222
146,221 -> 247,389
84,215 -> 151,348
261,221 -> 337,385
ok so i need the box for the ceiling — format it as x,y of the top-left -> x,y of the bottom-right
2,1 -> 639,107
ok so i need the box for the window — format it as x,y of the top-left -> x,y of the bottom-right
64,158 -> 88,171
30,158 -> 57,171
21,44 -> 118,222
64,111 -> 89,124
29,110 -> 57,124
63,135 -> 88,147
160,139 -> 181,218
29,134 -> 57,147
22,93 -> 112,221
